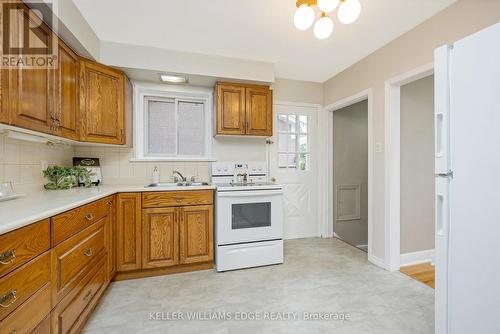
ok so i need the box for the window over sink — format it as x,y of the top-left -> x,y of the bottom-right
132,83 -> 214,161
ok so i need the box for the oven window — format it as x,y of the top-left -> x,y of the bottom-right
232,202 -> 271,229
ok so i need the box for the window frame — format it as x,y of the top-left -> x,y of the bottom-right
132,82 -> 215,162
277,113 -> 310,171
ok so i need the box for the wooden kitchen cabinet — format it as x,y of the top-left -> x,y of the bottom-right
8,8 -> 55,135
215,83 -> 246,135
142,208 -> 179,269
79,58 -> 126,145
245,86 -> 273,136
179,205 -> 213,264
116,193 -> 142,272
54,40 -> 80,140
215,82 -> 273,136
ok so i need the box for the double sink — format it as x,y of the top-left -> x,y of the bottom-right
145,182 -> 210,188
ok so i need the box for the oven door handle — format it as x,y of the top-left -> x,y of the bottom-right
217,190 -> 283,197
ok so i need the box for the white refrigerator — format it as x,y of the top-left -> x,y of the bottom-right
434,23 -> 500,334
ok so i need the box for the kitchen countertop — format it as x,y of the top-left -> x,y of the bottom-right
0,184 -> 216,235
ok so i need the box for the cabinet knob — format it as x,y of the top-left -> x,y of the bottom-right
84,213 -> 94,221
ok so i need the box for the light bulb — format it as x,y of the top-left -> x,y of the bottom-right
294,5 -> 314,30
338,0 -> 361,24
314,15 -> 334,40
317,0 -> 340,13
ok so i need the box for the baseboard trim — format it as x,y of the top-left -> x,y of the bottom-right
400,249 -> 435,267
368,254 -> 389,270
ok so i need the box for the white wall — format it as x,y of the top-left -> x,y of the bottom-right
400,75 -> 435,254
323,0 -> 500,264
0,136 -> 73,193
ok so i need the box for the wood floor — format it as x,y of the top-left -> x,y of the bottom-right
400,262 -> 435,288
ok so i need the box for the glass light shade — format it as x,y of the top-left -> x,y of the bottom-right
317,0 -> 340,13
338,0 -> 361,24
294,5 -> 315,30
313,15 -> 334,40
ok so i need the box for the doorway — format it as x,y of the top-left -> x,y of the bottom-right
332,100 -> 369,252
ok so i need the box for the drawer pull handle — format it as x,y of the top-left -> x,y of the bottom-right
0,249 -> 16,265
85,213 -> 94,221
10,330 -> 17,334
83,289 -> 93,302
174,197 -> 184,202
0,289 -> 17,308
83,248 -> 93,257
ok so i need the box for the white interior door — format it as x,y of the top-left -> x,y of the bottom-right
446,23 -> 500,334
270,103 -> 319,239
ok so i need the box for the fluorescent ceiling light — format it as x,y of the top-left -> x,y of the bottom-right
160,74 -> 188,83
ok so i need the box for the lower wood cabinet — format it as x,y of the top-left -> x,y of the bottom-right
142,207 -> 179,269
51,218 -> 106,304
116,190 -> 214,279
51,257 -> 107,334
0,190 -> 213,333
179,205 -> 214,264
116,193 -> 142,272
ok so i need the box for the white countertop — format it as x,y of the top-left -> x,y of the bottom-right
0,184 -> 216,235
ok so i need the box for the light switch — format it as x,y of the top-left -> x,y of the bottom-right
375,142 -> 383,153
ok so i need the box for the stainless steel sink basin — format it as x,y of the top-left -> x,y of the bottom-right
145,182 -> 209,188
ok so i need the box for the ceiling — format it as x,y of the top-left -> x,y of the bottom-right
72,0 -> 456,82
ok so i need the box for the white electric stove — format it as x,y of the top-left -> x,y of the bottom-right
212,162 -> 284,272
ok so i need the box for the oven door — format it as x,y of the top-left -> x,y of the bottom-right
216,190 -> 283,245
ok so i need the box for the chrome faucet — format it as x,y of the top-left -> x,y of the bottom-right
172,170 -> 187,182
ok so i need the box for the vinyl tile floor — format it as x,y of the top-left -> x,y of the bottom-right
83,238 -> 434,334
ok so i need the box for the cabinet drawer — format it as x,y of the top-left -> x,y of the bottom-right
31,315 -> 50,334
52,258 -> 106,334
51,196 -> 112,246
142,191 -> 213,208
0,283 -> 51,334
52,219 -> 106,302
0,220 -> 50,278
0,252 -> 50,320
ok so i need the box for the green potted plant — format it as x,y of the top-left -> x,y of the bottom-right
43,166 -> 94,190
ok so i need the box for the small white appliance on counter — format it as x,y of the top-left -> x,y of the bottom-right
212,162 -> 284,272
434,23 -> 500,334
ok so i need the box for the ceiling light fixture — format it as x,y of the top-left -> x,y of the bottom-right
160,74 -> 188,83
294,0 -> 361,39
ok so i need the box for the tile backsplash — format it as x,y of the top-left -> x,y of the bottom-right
73,146 -> 211,185
0,135 -> 74,193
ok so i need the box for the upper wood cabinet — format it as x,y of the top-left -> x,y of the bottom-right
53,40 -> 80,140
79,59 -> 126,145
116,193 -> 142,272
215,82 -> 273,137
216,84 -> 246,135
8,9 -> 55,135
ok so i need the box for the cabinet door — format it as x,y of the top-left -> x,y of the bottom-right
116,193 -> 141,271
216,83 -> 246,135
79,59 -> 125,144
179,205 -> 213,264
245,86 -> 273,136
141,208 -> 179,269
54,40 -> 79,140
9,10 -> 55,135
